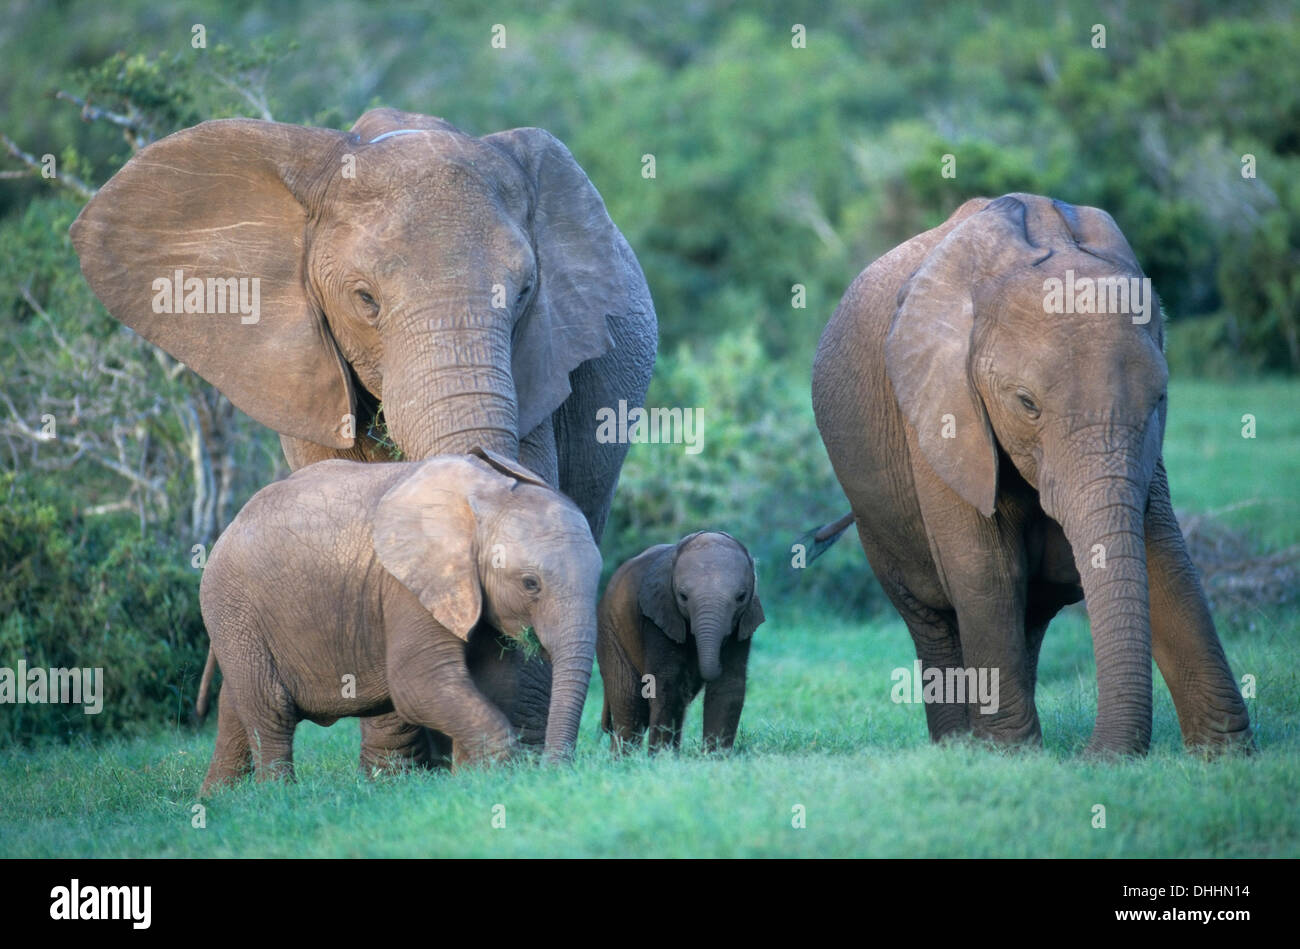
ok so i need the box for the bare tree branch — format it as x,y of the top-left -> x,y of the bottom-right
54,90 -> 155,149
209,72 -> 274,122
0,132 -> 95,200
19,284 -> 76,358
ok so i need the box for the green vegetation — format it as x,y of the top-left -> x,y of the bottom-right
0,473 -> 207,743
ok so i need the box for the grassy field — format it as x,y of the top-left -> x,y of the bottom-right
0,378 -> 1296,857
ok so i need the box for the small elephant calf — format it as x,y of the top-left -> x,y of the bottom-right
199,448 -> 601,795
598,532 -> 765,752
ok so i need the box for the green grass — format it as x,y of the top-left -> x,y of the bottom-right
1,606 -> 1296,857
1,377 -> 1297,857
1163,378 -> 1300,550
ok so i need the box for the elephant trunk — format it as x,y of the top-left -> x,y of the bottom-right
1044,435 -> 1155,756
690,603 -> 729,682
382,307 -> 520,460
537,612 -> 597,761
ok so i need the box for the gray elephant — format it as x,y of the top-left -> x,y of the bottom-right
811,193 -> 1252,755
198,449 -> 601,795
70,108 -> 656,766
597,532 -> 765,752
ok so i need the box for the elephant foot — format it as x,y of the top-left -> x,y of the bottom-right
969,706 -> 1043,748
450,729 -> 521,770
359,714 -> 446,776
1184,720 -> 1255,757
1083,726 -> 1152,758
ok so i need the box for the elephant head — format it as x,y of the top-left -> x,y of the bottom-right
372,448 -> 601,760
69,108 -> 634,464
639,532 -> 764,681
884,193 -> 1169,753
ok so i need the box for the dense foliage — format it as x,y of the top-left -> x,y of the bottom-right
0,473 -> 208,742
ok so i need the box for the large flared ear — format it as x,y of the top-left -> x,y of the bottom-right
884,195 -> 1043,517
637,545 -> 687,644
482,128 -> 625,438
467,446 -> 552,490
69,119 -> 357,448
373,459 -> 483,640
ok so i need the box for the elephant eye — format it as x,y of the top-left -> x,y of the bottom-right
678,592 -> 688,602
736,592 -> 747,603
521,575 -> 541,594
1016,391 -> 1040,417
355,288 -> 380,317
516,282 -> 533,305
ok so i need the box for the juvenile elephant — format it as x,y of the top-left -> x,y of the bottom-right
70,107 -> 656,769
811,193 -> 1252,755
598,532 -> 765,752
199,449 -> 601,795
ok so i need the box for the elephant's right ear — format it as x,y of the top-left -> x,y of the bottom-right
637,545 -> 687,644
482,128 -> 630,440
69,119 -> 357,449
885,195 -> 1042,517
373,461 -> 482,640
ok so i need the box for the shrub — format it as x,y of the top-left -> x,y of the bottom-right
0,472 -> 208,744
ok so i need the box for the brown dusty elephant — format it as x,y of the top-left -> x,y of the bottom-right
811,193 -> 1252,756
597,532 -> 765,752
198,448 -> 601,796
69,108 -> 656,767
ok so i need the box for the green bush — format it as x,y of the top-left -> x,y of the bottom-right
0,473 -> 208,744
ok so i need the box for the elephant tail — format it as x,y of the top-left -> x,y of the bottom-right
195,648 -> 217,722
797,512 -> 856,564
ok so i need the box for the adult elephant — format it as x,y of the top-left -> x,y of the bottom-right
71,108 -> 656,766
811,193 -> 1251,755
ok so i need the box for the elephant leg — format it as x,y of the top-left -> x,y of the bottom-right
701,679 -> 745,752
912,485 -> 1041,744
953,595 -> 1040,745
201,689 -> 252,795
597,630 -> 649,752
602,680 -> 649,753
391,669 -> 515,766
1144,462 -> 1253,751
647,686 -> 688,752
867,538 -> 973,739
246,716 -> 296,784
359,713 -> 448,774
386,602 -> 517,766
231,668 -> 297,783
896,604 -> 971,740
